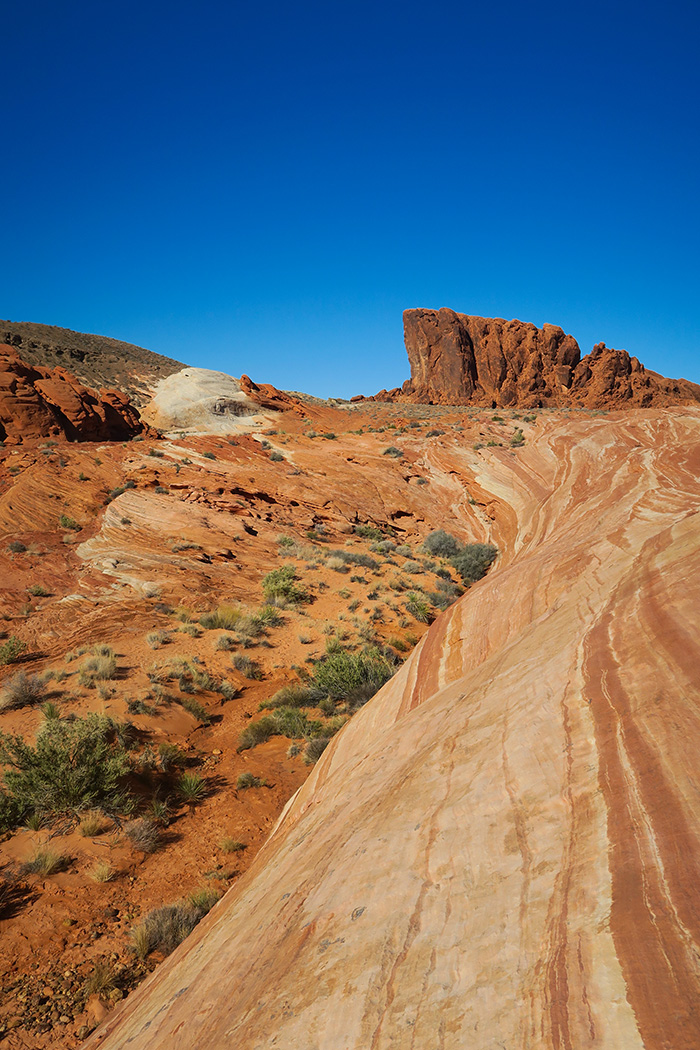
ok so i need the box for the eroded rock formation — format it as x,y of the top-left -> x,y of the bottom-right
0,345 -> 146,443
372,308 -> 700,408
86,407 -> 700,1050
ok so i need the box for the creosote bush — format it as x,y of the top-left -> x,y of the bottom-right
0,713 -> 129,828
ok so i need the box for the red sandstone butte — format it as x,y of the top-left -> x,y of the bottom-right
372,308 -> 700,408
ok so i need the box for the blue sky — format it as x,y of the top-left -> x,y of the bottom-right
3,0 -> 699,397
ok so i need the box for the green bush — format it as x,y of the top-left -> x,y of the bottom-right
198,605 -> 241,630
310,646 -> 395,711
236,771 -> 265,788
261,566 -> 310,607
450,543 -> 498,584
0,637 -> 26,666
0,713 -> 129,823
237,706 -> 323,751
422,529 -> 462,558
354,524 -> 384,541
259,682 -> 323,710
383,446 -> 403,458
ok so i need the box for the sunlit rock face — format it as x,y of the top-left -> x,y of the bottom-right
394,308 -> 700,408
87,408 -> 700,1050
0,344 -> 145,443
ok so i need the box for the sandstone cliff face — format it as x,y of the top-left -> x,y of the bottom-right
86,408 -> 700,1050
0,345 -> 145,442
393,308 -> 700,407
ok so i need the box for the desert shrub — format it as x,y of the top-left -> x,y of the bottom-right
26,584 -> 49,597
328,550 -> 380,571
388,636 -> 408,652
0,713 -> 129,821
236,771 -> 265,789
199,605 -> 241,631
383,446 -> 403,458
405,593 -> 433,624
259,683 -> 323,710
232,655 -> 263,680
178,697 -> 211,724
310,647 -> 395,711
277,534 -> 295,547
510,429 -> 525,447
59,514 -> 81,531
262,565 -> 310,607
370,539 -> 397,553
402,560 -> 423,575
426,428 -> 445,437
354,524 -> 384,540
422,529 -> 461,558
202,451 -> 216,460
221,837 -> 247,853
124,818 -> 160,853
22,848 -> 69,876
158,742 -> 185,772
270,451 -> 284,462
131,892 -> 218,959
215,633 -> 236,651
450,543 -> 498,584
0,672 -> 47,712
178,772 -> 207,804
237,705 -> 322,751
7,541 -> 26,553
0,637 -> 26,667
146,630 -> 169,649
304,736 -> 330,764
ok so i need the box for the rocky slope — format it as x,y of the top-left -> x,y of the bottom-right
0,345 -> 146,443
0,322 -> 184,406
83,406 -> 700,1050
370,308 -> 700,408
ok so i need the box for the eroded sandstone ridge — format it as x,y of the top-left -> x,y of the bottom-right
0,345 -> 146,442
372,308 -> 700,407
86,407 -> 700,1050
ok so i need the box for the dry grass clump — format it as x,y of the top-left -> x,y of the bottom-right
89,860 -> 116,883
79,645 -> 117,687
130,889 -> 219,959
79,810 -> 109,837
124,817 -> 160,854
0,672 -> 47,711
84,959 -> 118,996
146,630 -> 170,649
220,838 -> 247,853
21,848 -> 70,876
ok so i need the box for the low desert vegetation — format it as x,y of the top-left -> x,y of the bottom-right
421,529 -> 498,585
0,713 -> 130,831
0,672 -> 47,712
131,889 -> 219,959
262,565 -> 310,607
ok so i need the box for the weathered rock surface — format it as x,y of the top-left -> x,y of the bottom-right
0,345 -> 145,442
141,368 -> 303,434
86,407 -> 700,1050
387,308 -> 700,407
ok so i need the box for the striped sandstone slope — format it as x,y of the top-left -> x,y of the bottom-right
88,408 -> 700,1050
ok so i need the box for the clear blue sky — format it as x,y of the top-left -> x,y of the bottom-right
3,0 -> 699,397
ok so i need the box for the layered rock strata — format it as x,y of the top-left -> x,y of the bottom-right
87,407 -> 700,1050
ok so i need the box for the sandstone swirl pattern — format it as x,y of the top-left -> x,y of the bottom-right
87,409 -> 700,1050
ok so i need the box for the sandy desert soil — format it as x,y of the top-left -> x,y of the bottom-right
0,396 -> 537,1047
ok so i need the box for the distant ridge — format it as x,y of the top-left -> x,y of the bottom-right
0,320 -> 186,406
